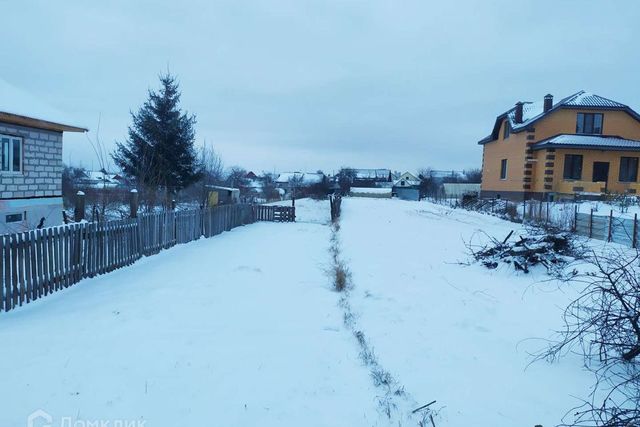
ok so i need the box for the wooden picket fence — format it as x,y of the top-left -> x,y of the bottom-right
253,205 -> 295,222
0,204 -> 293,313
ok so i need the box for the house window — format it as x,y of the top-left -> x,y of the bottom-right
563,154 -> 583,180
0,134 -> 22,173
619,157 -> 639,182
503,121 -> 510,139
576,113 -> 603,134
500,159 -> 508,180
5,212 -> 23,223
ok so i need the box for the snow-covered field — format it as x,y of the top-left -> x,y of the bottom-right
0,197 -> 593,426
339,198 -> 591,426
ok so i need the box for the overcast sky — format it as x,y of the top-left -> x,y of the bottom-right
2,0 -> 639,175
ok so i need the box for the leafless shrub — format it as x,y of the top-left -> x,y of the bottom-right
371,368 -> 394,387
333,261 -> 351,292
538,249 -> 640,426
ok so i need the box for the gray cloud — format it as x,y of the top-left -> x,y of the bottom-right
2,0 -> 639,173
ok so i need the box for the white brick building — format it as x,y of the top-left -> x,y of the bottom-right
0,110 -> 86,234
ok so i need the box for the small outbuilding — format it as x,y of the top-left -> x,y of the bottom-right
206,185 -> 240,206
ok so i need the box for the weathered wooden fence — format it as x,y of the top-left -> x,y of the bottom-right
0,204 -> 294,312
253,205 -> 295,222
575,209 -> 638,248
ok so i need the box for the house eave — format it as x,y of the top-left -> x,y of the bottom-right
0,112 -> 88,133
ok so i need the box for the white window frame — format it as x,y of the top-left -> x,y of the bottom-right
0,134 -> 23,174
500,159 -> 508,180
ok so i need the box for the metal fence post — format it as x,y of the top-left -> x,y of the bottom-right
634,214 -> 638,249
573,205 -> 577,232
608,209 -> 613,242
589,208 -> 593,238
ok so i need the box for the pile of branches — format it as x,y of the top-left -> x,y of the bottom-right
469,230 -> 578,273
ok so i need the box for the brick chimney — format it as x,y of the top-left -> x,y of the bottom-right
514,102 -> 524,124
544,94 -> 553,112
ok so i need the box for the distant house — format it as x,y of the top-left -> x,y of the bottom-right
245,171 -> 258,180
352,169 -> 392,187
421,170 -> 466,181
276,172 -> 325,189
392,172 -> 421,201
393,172 -> 420,188
77,170 -> 124,189
0,86 -> 87,233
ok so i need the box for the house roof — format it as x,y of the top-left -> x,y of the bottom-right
531,134 -> 640,151
205,185 -> 240,192
276,172 -> 324,185
478,91 -> 640,145
393,172 -> 420,187
354,169 -> 390,179
0,78 -> 87,133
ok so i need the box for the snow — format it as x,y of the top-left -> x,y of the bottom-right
276,172 -> 324,185
534,134 -> 640,149
339,198 -> 591,426
0,219 -> 385,426
0,197 -> 593,426
350,187 -> 392,194
268,198 -> 330,224
354,169 -> 390,179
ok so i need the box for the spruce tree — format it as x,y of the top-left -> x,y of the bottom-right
113,73 -> 200,198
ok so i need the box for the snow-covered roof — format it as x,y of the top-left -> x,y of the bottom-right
479,90 -> 640,144
425,170 -> 466,179
350,187 -> 392,194
532,134 -> 640,151
276,172 -> 324,185
354,169 -> 390,179
393,172 -> 420,187
0,77 -> 87,132
206,185 -> 240,193
506,91 -> 629,130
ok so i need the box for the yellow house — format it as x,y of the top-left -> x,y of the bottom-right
478,91 -> 640,200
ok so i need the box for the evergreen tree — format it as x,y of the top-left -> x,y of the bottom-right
113,73 -> 200,198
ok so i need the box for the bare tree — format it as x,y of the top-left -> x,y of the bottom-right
337,167 -> 356,195
189,142 -> 224,206
261,173 -> 281,202
539,249 -> 640,426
